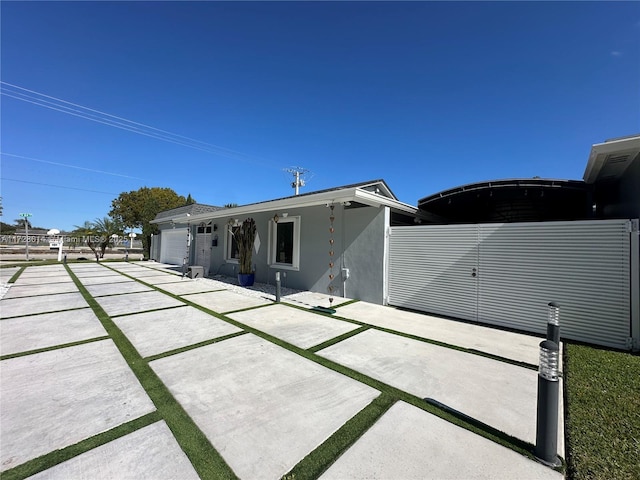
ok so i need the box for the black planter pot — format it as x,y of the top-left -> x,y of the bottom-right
238,273 -> 255,287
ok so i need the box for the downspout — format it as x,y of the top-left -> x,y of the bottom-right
382,206 -> 390,305
341,203 -> 347,298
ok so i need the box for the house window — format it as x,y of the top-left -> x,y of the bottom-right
226,226 -> 240,262
269,216 -> 300,270
197,225 -> 212,234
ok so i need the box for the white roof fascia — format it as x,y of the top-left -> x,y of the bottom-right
583,135 -> 640,183
153,187 -> 416,225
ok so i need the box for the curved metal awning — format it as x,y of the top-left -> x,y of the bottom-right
418,178 -> 592,223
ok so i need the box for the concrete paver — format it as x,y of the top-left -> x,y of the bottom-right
18,269 -> 68,278
150,334 -> 379,479
93,291 -> 185,317
336,301 -> 543,365
131,275 -> 185,285
0,340 -> 155,471
155,280 -> 224,296
71,270 -> 125,279
27,421 -> 199,480
183,290 -> 272,313
84,281 -> 153,297
321,401 -> 562,480
116,269 -> 173,278
2,282 -> 79,299
13,275 -> 73,285
0,267 -> 20,282
0,292 -> 88,318
283,291 -> 352,308
0,309 -> 107,356
67,265 -> 109,272
112,306 -> 242,358
228,303 -> 361,349
75,275 -> 135,286
318,328 -> 564,455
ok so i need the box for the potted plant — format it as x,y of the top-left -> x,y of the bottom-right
233,218 -> 257,286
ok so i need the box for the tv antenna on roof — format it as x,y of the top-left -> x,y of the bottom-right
284,167 -> 311,195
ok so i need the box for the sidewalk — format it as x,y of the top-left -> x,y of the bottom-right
1,261 -> 564,479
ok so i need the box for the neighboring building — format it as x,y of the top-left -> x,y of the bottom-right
151,180 -> 419,304
583,134 -> 640,220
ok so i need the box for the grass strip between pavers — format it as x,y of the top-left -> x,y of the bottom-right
1,412 -> 161,480
144,331 -> 249,363
63,265 -> 239,480
7,266 -> 25,284
283,393 -> 397,480
0,306 -> 91,321
0,336 -> 110,361
307,325 -> 371,353
100,265 -> 552,471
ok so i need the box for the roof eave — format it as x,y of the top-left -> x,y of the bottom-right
583,135 -> 640,183
152,187 -> 416,225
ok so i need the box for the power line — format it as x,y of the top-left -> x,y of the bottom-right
1,177 -> 118,195
0,82 -> 282,169
1,152 -> 148,180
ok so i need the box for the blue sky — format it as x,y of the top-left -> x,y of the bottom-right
1,1 -> 638,231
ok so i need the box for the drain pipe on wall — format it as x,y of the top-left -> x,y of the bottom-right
341,202 -> 348,299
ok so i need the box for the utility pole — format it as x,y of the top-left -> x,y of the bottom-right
284,167 -> 309,195
20,212 -> 33,261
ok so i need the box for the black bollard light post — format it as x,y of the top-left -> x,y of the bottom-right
534,340 -> 561,467
547,302 -> 560,344
275,271 -> 281,303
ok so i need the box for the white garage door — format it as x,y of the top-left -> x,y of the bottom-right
159,228 -> 188,266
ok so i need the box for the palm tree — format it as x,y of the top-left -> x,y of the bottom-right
92,217 -> 124,258
73,217 -> 124,260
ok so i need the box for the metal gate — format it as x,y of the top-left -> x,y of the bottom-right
387,219 -> 639,350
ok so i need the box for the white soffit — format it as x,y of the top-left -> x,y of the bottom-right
583,135 -> 640,184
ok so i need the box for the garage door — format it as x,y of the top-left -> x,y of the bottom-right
159,228 -> 188,266
388,219 -> 639,350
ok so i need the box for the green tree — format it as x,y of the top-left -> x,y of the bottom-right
224,203 -> 239,208
109,187 -> 187,258
0,222 -> 16,234
185,193 -> 196,205
14,218 -> 33,229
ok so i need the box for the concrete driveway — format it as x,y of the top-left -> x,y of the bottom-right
0,261 -> 564,479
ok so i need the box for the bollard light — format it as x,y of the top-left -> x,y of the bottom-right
534,339 -> 561,467
547,302 -> 560,326
275,271 -> 281,303
538,340 -> 560,382
546,302 -> 560,345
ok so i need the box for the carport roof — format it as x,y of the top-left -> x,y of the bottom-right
418,178 -> 591,223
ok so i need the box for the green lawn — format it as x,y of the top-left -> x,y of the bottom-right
564,343 -> 640,480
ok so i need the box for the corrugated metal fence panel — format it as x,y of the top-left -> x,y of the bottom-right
477,220 -> 631,349
388,225 -> 478,321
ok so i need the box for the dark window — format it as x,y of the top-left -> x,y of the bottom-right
276,222 -> 294,264
228,226 -> 240,259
